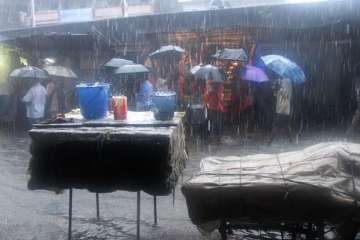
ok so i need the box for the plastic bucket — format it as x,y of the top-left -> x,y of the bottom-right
152,91 -> 176,120
76,83 -> 110,120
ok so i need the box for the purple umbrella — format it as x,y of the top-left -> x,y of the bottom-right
237,65 -> 269,83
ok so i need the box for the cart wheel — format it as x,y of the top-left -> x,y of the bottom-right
337,220 -> 359,240
219,221 -> 227,240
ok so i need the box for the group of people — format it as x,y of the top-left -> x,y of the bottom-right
185,63 -> 360,144
184,66 -> 300,144
20,78 -> 73,128
17,62 -> 360,138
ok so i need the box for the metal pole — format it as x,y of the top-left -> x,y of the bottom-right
137,191 -> 140,240
57,0 -> 62,22
91,0 -> 96,20
68,188 -> 73,240
96,193 -> 100,220
172,186 -> 175,207
30,0 -> 36,27
153,195 -> 157,225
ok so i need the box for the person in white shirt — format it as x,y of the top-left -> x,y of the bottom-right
22,79 -> 47,126
268,78 -> 293,145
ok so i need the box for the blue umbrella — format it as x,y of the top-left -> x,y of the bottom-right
252,45 -> 267,71
261,55 -> 305,84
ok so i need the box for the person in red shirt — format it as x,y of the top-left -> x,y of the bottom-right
204,80 -> 224,140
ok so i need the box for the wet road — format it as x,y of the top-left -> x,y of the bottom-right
0,129 -> 358,240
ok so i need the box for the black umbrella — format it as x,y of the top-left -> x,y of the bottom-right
190,65 -> 202,75
212,48 -> 248,61
44,65 -> 78,78
114,64 -> 149,74
103,58 -> 134,68
194,64 -> 225,83
149,45 -> 185,59
9,66 -> 48,79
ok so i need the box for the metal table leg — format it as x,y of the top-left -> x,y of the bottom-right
153,195 -> 157,225
96,192 -> 100,220
172,186 -> 175,207
137,191 -> 141,240
68,188 -> 73,240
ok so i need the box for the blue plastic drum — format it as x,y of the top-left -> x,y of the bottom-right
152,91 -> 176,120
76,83 -> 110,120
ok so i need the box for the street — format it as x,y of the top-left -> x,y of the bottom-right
0,129 -> 358,240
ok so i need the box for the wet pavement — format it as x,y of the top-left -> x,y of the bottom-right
0,129 -> 359,240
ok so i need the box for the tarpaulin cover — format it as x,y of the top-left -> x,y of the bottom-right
28,112 -> 187,196
182,142 -> 360,230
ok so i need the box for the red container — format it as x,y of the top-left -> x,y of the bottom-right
111,96 -> 127,120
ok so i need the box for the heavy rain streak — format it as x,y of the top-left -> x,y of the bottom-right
0,0 -> 359,240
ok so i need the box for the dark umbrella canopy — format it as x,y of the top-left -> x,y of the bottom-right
190,65 -> 202,75
9,66 -> 48,79
194,64 -> 224,83
213,48 -> 248,62
44,65 -> 77,78
115,64 -> 149,74
149,45 -> 185,59
103,58 -> 134,68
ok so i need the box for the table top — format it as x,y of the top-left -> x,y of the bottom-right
33,111 -> 185,129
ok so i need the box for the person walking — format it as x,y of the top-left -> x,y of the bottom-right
22,79 -> 47,127
268,78 -> 293,145
346,67 -> 360,135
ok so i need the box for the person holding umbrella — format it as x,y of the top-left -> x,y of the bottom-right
346,65 -> 360,135
22,78 -> 47,127
204,72 -> 225,142
43,65 -> 78,116
10,66 -> 48,127
260,55 -> 305,144
136,78 -> 154,111
114,64 -> 152,111
268,77 -> 293,145
45,78 -> 63,118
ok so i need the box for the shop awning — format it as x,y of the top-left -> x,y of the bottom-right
0,0 -> 358,43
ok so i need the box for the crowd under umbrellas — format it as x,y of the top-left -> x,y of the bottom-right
180,46 -> 307,145
97,45 -> 308,146
3,42 -> 310,144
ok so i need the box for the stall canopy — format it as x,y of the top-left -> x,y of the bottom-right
0,0 -> 358,44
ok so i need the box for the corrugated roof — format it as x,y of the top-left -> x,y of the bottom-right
0,0 -> 358,42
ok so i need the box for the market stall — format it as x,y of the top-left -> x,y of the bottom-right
28,111 -> 187,240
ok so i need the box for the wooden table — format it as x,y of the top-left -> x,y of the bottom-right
28,111 -> 187,240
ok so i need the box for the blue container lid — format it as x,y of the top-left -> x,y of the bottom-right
76,82 -> 110,88
154,91 -> 176,97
